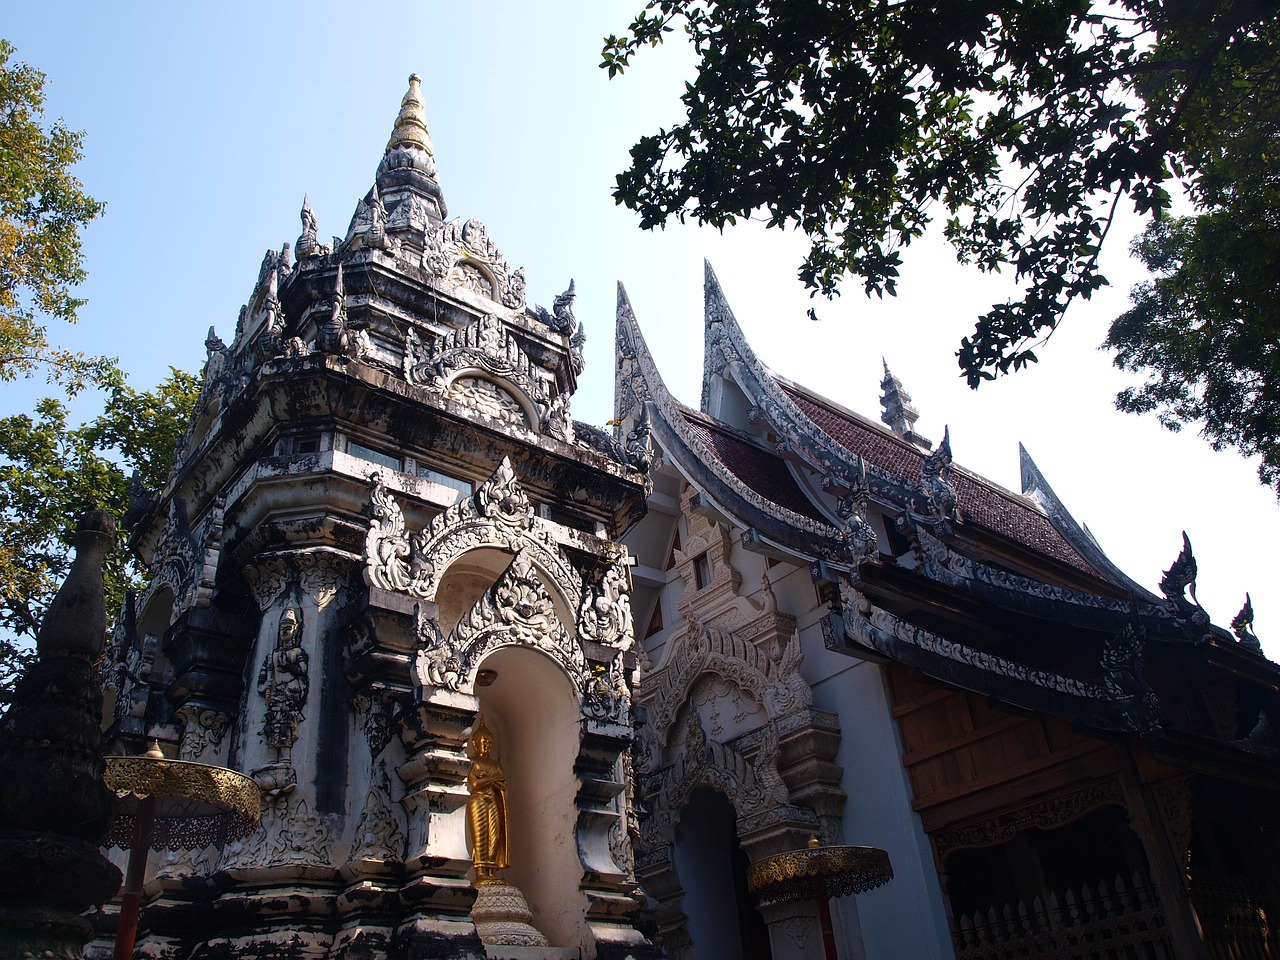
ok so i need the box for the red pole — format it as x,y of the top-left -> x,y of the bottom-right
813,876 -> 839,960
114,795 -> 156,960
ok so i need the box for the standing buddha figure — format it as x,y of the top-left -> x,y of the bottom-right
466,714 -> 509,884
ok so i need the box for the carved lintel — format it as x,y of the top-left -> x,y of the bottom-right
934,779 -> 1126,859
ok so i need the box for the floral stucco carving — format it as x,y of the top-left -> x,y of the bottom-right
422,218 -> 526,309
220,792 -> 331,871
363,461 -> 582,607
577,555 -> 635,649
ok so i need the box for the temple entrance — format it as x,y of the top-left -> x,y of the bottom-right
943,805 -> 1174,959
673,786 -> 773,960
472,644 -> 586,949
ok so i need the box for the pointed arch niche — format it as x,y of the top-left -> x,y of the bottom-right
673,787 -> 772,960
362,459 -> 639,953
472,645 -> 586,948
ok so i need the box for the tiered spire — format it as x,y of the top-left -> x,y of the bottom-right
385,73 -> 434,155
376,73 -> 447,221
880,359 -> 929,447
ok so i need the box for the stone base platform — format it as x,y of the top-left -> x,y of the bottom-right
471,882 -> 552,949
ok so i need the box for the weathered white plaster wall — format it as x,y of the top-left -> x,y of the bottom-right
477,646 -> 589,951
745,547 -> 956,959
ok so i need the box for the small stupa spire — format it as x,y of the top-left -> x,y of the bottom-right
880,359 -> 929,447
386,73 -> 434,157
376,73 -> 446,221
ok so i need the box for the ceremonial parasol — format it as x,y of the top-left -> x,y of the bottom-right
103,744 -> 261,960
747,837 -> 893,960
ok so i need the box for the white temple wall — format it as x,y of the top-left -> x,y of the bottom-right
475,645 -> 590,951
741,548 -> 956,959
810,650 -> 954,959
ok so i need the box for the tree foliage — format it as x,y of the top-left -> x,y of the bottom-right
1106,21 -> 1280,491
602,1 -> 1279,398
0,39 -> 115,395
0,370 -> 199,700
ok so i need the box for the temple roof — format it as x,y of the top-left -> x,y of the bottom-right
782,383 -> 1099,577
680,409 -> 830,524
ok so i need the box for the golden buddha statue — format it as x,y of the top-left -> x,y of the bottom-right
466,714 -> 509,885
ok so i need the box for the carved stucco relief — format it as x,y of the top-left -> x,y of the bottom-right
140,495 -> 225,626
220,792 -> 331,872
422,218 -> 526,310
363,459 -> 582,607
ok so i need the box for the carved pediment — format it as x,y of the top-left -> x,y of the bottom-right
413,549 -> 629,723
422,218 -> 525,309
403,314 -> 572,439
646,619 -> 812,751
363,460 -> 581,605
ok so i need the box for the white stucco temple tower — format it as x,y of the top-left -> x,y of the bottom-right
102,76 -> 658,960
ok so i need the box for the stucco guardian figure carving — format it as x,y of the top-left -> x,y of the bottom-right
254,608 -> 307,795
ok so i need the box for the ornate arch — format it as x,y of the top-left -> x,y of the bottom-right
415,550 -> 588,693
402,311 -> 554,435
647,620 -> 812,750
363,458 -> 583,610
412,550 -> 628,725
640,713 -> 784,858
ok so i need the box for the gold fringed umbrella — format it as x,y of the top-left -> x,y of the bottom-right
104,744 -> 261,960
747,837 -> 893,960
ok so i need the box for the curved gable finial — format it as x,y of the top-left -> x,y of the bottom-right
698,266 -> 878,557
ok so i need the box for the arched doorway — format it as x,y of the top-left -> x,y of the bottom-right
673,787 -> 773,960
471,644 -> 587,949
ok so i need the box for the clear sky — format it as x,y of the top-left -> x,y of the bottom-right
6,2 -> 1278,657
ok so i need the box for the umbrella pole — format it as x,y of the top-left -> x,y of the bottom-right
813,876 -> 839,960
114,794 -> 157,960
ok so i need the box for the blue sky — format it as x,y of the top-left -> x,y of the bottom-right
6,2 -> 1278,655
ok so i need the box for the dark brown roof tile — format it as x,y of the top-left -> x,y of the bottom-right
783,385 -> 1097,576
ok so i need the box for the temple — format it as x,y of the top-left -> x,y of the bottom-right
617,265 -> 1280,959
94,76 -> 1280,960
99,76 -> 653,960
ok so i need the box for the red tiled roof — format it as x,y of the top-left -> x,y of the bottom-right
681,412 -> 831,524
783,384 -> 1098,576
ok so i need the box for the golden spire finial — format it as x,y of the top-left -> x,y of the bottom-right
386,73 -> 434,157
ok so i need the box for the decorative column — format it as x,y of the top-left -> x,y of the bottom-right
398,689 -> 480,913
